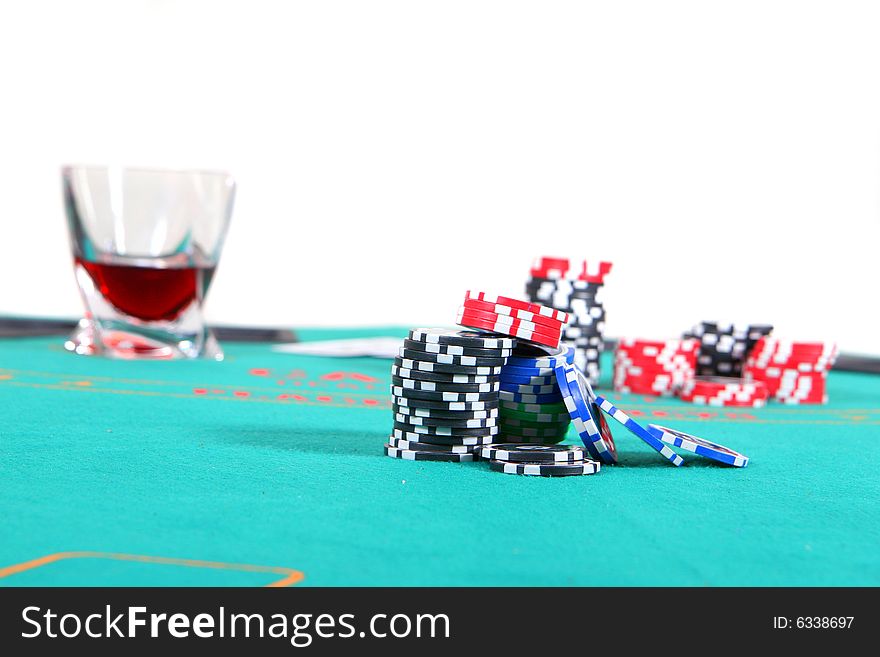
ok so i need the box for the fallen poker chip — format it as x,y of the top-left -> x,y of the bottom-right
645,424 -> 749,467
384,444 -> 477,462
554,364 -> 618,464
389,436 -> 480,454
488,459 -> 600,476
409,328 -> 515,350
594,396 -> 684,466
481,443 -> 587,463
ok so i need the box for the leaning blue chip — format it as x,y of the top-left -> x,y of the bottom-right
594,396 -> 684,466
554,363 -> 618,464
646,424 -> 748,467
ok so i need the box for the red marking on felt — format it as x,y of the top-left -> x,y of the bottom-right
249,368 -> 270,377
277,394 -> 289,400
288,370 -> 306,378
276,380 -> 286,386
212,389 -> 225,394
193,388 -> 208,395
652,410 -> 669,417
696,412 -> 716,419
726,412 -> 756,420
349,373 -> 378,382
322,372 -> 346,381
343,397 -> 356,404
293,381 -> 302,387
233,391 -> 250,398
628,409 -> 646,417
308,381 -> 317,387
317,395 -> 332,403
363,399 -> 380,406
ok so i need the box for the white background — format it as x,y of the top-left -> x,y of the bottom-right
1,0 -> 878,353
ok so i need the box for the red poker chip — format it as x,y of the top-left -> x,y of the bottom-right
456,310 -> 561,348
461,298 -> 565,331
529,257 -> 614,284
678,391 -> 768,407
614,358 -> 696,371
617,338 -> 699,354
457,307 -> 562,339
465,290 -> 568,323
676,376 -> 769,407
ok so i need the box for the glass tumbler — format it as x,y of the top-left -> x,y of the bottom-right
63,166 -> 235,360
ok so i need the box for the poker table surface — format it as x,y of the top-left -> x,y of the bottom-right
1,326 -> 878,587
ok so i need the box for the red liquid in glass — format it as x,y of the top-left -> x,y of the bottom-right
75,257 -> 215,322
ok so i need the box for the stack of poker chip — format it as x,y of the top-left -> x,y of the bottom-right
497,345 -> 574,444
683,321 -> 774,377
524,256 -> 612,385
678,376 -> 769,407
480,443 -> 600,477
612,338 -> 698,396
385,328 -> 514,462
743,337 -> 838,404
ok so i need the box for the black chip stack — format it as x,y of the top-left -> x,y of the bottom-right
385,328 -> 514,462
683,321 -> 774,377
525,258 -> 612,386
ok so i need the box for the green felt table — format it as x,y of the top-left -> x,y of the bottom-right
1,327 -> 878,587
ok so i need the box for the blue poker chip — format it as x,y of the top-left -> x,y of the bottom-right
499,381 -> 557,395
499,371 -> 557,386
505,344 -> 575,369
594,396 -> 685,467
646,424 -> 749,467
500,363 -> 558,377
554,363 -> 618,464
498,390 -> 563,405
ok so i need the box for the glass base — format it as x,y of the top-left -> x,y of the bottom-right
64,318 -> 223,361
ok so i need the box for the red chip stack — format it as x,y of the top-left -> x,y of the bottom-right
678,376 -> 769,407
743,337 -> 838,404
613,338 -> 698,396
458,291 -> 568,348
